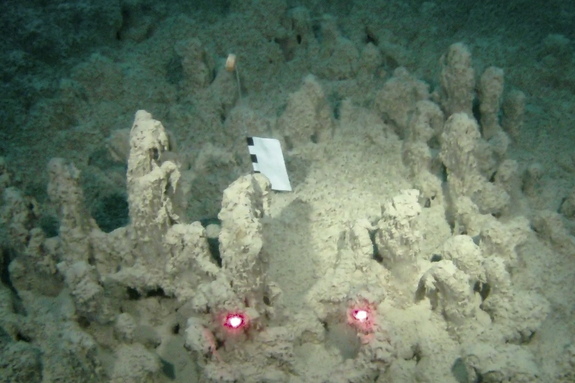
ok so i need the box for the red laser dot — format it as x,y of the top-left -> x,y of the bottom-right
347,304 -> 375,333
224,313 -> 246,329
353,309 -> 368,322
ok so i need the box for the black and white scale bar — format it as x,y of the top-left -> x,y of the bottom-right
247,136 -> 292,191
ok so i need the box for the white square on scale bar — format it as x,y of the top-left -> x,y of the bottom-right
247,137 -> 292,192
